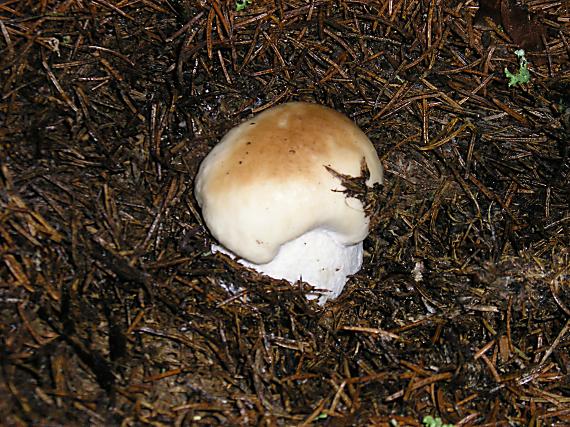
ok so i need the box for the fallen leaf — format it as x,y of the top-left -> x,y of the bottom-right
475,0 -> 544,51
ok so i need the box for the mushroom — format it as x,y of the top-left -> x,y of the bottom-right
194,102 -> 383,304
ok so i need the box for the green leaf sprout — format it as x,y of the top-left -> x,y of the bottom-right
315,412 -> 328,420
236,0 -> 252,11
504,49 -> 530,87
422,415 -> 455,427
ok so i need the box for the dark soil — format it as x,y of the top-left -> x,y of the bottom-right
1,0 -> 569,425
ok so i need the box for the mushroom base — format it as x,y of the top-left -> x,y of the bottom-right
212,229 -> 363,304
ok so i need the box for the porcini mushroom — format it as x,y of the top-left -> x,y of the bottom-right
194,102 -> 383,304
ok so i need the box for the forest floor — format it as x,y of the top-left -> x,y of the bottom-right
1,0 -> 569,425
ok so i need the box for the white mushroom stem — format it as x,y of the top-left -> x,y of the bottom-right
213,228 -> 363,304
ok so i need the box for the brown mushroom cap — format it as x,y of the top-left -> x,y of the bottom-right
194,102 -> 383,264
